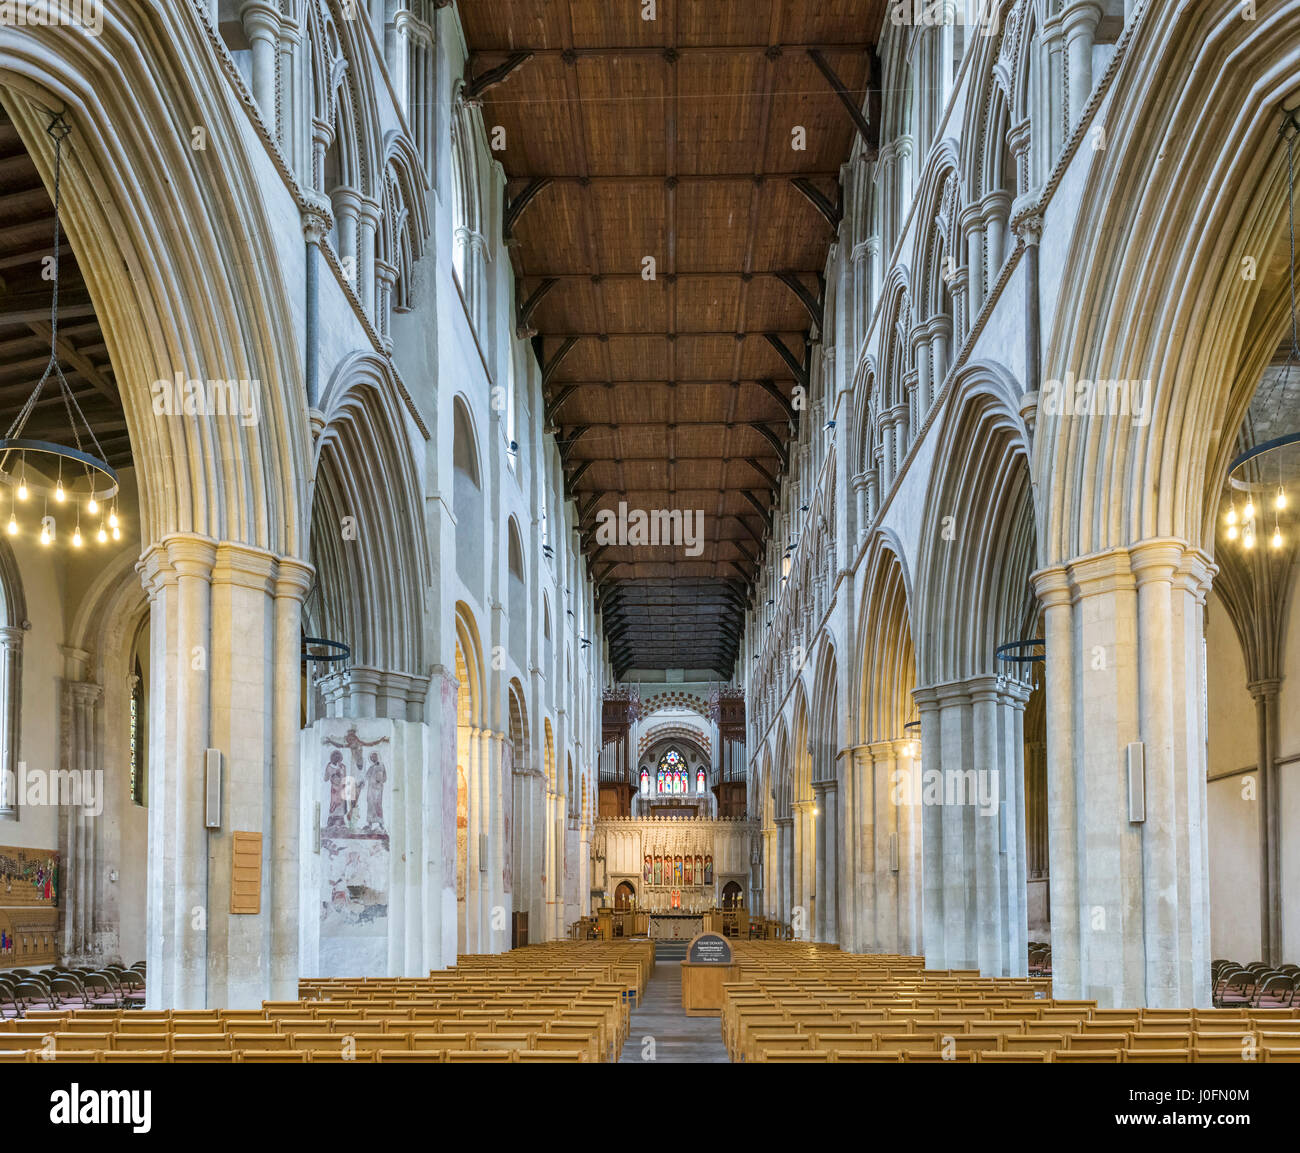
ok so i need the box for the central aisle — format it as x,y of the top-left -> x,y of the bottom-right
618,952 -> 730,1063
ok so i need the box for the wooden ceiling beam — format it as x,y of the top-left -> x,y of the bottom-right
516,276 -> 558,338
774,270 -> 824,330
763,333 -> 810,389
754,377 -> 796,421
748,422 -> 789,467
503,177 -> 553,242
541,335 -> 581,387
806,48 -> 874,148
742,490 -> 774,529
745,457 -> 779,490
463,50 -> 533,100
789,177 -> 842,229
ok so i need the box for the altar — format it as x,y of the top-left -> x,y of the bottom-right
648,912 -> 703,940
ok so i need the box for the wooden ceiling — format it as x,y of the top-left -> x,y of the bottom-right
461,0 -> 885,678
0,106 -> 127,470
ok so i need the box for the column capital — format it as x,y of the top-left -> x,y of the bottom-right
302,191 -> 333,243
981,189 -> 1014,219
239,0 -> 282,38
958,202 -> 987,233
1060,0 -> 1105,37
211,540 -> 280,593
1066,548 -> 1137,598
162,533 -> 219,581
331,185 -> 364,217
66,679 -> 103,706
273,557 -> 315,600
1012,211 -> 1044,245
1031,563 -> 1071,606
1247,677 -> 1282,703
1129,538 -> 1187,587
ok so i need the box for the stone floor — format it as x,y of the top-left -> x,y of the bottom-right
618,957 -> 731,1063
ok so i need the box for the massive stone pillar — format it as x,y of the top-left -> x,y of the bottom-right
916,675 -> 1030,976
775,816 -> 792,929
139,537 -> 308,1009
848,741 -> 924,956
1032,541 -> 1214,1007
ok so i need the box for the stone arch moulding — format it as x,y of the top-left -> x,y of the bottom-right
0,11 -> 312,557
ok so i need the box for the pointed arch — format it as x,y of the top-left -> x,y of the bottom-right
915,361 -> 1038,686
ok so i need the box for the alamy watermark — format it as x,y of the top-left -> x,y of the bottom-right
2,762 -> 103,817
0,0 -> 102,34
593,501 -> 706,558
891,765 -> 1001,816
890,0 -> 1000,33
1040,372 -> 1153,427
151,373 -> 261,427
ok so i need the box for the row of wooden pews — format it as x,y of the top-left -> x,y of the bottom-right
721,944 -> 1300,1063
0,941 -> 652,1063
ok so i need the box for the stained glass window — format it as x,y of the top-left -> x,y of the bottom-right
657,749 -> 686,795
640,768 -> 650,796
696,767 -> 706,793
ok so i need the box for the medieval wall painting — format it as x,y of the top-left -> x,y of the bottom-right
318,721 -> 391,977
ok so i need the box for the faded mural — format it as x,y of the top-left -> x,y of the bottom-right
319,722 -> 391,976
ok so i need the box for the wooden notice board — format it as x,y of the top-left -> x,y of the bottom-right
230,832 -> 262,914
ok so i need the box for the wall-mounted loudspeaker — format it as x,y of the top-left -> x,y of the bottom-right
1127,741 -> 1146,823
205,749 -> 222,829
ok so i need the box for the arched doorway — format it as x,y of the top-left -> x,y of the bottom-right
721,880 -> 743,909
613,881 -> 634,911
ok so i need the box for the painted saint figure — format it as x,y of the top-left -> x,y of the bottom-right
364,751 -> 387,832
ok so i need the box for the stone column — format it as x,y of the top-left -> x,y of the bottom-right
913,335 -> 932,426
139,537 -> 309,1008
276,16 -> 301,165
1031,541 -> 1215,1007
60,679 -> 102,963
890,402 -> 910,477
775,816 -> 793,928
983,190 -> 1014,285
1061,2 -> 1103,129
916,676 -> 1029,976
240,2 -> 282,137
852,473 -> 868,548
1015,213 -> 1043,396
358,196 -> 380,315
812,783 -> 828,941
331,187 -> 362,283
1248,678 -> 1281,964
928,315 -> 952,403
271,560 -> 311,998
0,625 -> 22,816
961,204 -> 986,325
821,779 -> 838,945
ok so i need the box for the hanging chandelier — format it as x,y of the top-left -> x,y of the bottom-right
0,112 -> 121,549
1224,111 -> 1300,552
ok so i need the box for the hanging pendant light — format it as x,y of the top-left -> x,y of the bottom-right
0,112 -> 120,546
